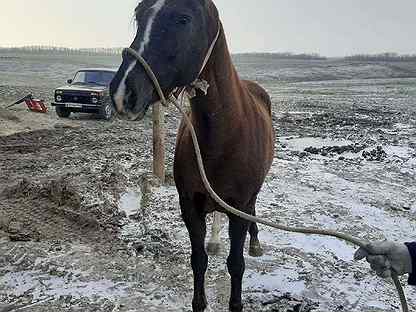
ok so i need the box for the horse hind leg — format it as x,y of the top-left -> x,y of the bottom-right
246,196 -> 263,257
207,211 -> 222,255
248,221 -> 264,257
208,208 -> 262,257
180,195 -> 209,312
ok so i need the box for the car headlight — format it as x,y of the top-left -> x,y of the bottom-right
56,95 -> 62,102
92,97 -> 98,104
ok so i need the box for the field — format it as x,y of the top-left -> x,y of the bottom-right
1,54 -> 416,311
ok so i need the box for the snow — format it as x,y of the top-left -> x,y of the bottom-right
118,188 -> 142,217
0,270 -> 129,301
280,136 -> 353,151
245,268 -> 305,295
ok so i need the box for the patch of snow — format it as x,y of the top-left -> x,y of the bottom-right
0,270 -> 129,301
315,276 -> 391,310
281,137 -> 353,152
384,145 -> 413,159
393,123 -> 412,130
119,188 -> 142,216
260,231 -> 356,261
152,185 -> 179,198
244,268 -> 305,295
120,222 -> 145,241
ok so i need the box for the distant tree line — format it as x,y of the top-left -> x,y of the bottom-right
2,47 -> 415,62
0,46 -> 123,56
2,47 -> 325,59
234,52 -> 327,60
344,53 -> 416,62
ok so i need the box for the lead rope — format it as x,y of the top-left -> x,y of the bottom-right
123,46 -> 409,312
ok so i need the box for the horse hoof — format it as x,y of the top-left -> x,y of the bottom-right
207,242 -> 221,255
249,244 -> 264,257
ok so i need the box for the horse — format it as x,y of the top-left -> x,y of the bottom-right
109,1 -> 275,311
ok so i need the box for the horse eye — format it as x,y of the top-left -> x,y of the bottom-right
176,15 -> 191,25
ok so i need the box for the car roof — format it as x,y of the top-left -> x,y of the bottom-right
76,68 -> 118,73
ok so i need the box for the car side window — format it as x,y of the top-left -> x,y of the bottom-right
74,71 -> 86,83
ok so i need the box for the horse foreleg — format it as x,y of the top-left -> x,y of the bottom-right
227,214 -> 250,312
181,196 -> 208,312
207,211 -> 222,255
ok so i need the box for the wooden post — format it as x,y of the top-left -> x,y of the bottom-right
152,102 -> 166,184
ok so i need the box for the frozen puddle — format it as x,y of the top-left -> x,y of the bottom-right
281,137 -> 353,151
119,188 -> 142,217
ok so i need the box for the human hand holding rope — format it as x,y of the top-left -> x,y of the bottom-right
355,241 -> 413,279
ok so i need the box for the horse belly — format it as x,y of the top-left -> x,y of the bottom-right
174,115 -> 274,213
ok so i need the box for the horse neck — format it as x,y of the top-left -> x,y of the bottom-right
189,27 -> 244,147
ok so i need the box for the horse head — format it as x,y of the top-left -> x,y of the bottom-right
110,0 -> 220,120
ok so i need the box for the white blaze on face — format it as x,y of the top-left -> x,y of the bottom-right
114,0 -> 167,112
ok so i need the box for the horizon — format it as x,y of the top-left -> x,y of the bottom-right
1,45 -> 415,59
1,1 -> 415,57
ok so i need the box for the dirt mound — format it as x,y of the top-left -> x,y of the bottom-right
0,102 -> 77,137
362,146 -> 388,161
0,120 -> 151,252
2,177 -> 82,208
0,109 -> 20,122
0,175 -> 124,244
245,293 -> 318,312
304,143 -> 367,157
0,128 -> 67,154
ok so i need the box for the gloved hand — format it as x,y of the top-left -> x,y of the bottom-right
354,241 -> 412,278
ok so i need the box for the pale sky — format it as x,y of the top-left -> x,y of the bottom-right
1,0 -> 415,56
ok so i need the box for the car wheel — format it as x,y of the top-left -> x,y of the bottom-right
56,106 -> 71,118
100,101 -> 114,121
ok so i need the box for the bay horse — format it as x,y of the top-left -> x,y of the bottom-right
109,0 -> 274,311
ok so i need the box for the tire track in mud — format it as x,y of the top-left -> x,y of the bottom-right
0,123 -> 156,246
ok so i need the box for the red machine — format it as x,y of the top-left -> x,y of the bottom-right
7,94 -> 48,113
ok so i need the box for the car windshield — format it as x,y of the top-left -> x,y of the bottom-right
72,70 -> 115,86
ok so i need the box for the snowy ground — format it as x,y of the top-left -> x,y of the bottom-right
1,59 -> 416,311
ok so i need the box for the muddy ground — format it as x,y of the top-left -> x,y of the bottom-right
1,64 -> 416,311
